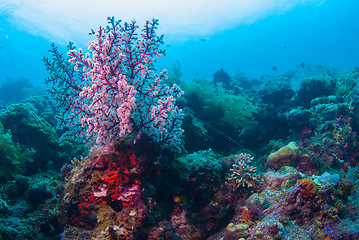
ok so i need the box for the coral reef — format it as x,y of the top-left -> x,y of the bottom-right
41,62 -> 359,239
219,167 -> 359,240
2,13 -> 359,240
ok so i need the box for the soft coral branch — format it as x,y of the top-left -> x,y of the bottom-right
45,17 -> 184,151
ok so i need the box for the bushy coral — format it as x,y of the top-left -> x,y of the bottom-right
225,153 -> 260,190
185,78 -> 258,129
44,17 -> 184,151
0,121 -> 35,181
0,103 -> 60,171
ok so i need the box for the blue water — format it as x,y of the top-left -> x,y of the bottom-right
162,0 -> 359,80
0,0 -> 358,84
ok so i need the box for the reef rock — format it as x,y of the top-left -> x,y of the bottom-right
266,142 -> 300,170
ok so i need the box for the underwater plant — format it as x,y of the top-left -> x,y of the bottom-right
0,121 -> 35,181
44,17 -> 184,151
185,77 -> 258,129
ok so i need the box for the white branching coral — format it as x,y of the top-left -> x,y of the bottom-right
225,153 -> 260,189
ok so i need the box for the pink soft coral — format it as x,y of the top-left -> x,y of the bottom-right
66,17 -> 183,150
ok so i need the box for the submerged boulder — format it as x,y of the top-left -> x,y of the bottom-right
266,142 -> 300,170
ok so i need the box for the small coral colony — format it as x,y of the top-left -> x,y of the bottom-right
0,17 -> 359,240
